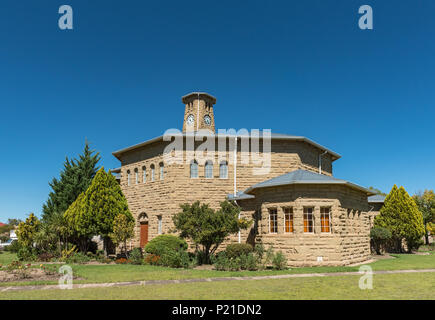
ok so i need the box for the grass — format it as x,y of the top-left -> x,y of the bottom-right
0,252 -> 17,265
0,252 -> 434,288
1,272 -> 434,300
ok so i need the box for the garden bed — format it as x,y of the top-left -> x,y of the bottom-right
0,268 -> 60,283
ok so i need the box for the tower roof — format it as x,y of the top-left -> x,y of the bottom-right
182,92 -> 217,104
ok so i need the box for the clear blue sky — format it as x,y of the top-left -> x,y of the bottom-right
1,0 -> 434,222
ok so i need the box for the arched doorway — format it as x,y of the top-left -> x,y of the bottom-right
138,213 -> 149,248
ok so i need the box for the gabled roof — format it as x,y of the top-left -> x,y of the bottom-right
368,194 -> 385,203
112,132 -> 341,161
244,169 -> 375,195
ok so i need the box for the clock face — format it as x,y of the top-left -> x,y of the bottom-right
204,115 -> 211,126
186,114 -> 194,126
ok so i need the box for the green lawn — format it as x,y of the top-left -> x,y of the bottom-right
1,272 -> 434,300
0,252 -> 17,265
0,252 -> 434,288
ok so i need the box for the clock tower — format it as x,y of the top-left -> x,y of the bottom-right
182,92 -> 216,133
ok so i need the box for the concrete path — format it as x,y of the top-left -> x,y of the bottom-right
1,268 -> 435,293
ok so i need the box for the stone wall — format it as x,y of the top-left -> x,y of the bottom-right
236,184 -> 371,266
117,136 -> 336,251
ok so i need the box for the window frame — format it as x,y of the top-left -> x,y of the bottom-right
283,207 -> 294,233
205,160 -> 213,179
159,163 -> 164,180
157,215 -> 162,235
219,161 -> 228,179
268,208 -> 278,234
142,166 -> 146,183
303,207 -> 314,233
150,164 -> 155,182
134,168 -> 139,185
127,170 -> 131,186
190,160 -> 199,179
320,207 -> 332,233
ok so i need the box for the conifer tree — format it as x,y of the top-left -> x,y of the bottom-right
64,168 -> 133,253
42,142 -> 100,221
375,185 -> 424,252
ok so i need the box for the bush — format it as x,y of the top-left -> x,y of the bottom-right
129,248 -> 143,265
37,252 -> 55,262
159,249 -> 191,268
4,240 -> 21,253
65,252 -> 91,264
144,253 -> 160,265
370,227 -> 392,255
144,235 -> 188,256
225,243 -> 253,259
17,247 -> 38,261
272,251 -> 287,270
115,258 -> 131,264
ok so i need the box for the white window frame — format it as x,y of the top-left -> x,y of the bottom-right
143,167 -> 146,183
320,207 -> 332,233
303,207 -> 314,234
135,169 -> 139,184
127,170 -> 131,186
159,163 -> 164,180
283,207 -> 294,233
205,161 -> 213,179
150,165 -> 155,182
268,208 -> 278,234
190,160 -> 198,179
219,161 -> 228,179
158,215 -> 162,234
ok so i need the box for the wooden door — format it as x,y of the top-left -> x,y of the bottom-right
140,222 -> 149,248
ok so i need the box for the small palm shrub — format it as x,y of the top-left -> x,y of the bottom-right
129,248 -> 143,265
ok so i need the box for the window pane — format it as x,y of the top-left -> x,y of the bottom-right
190,162 -> 198,178
219,162 -> 228,179
321,207 -> 331,232
284,208 -> 293,233
205,162 -> 213,178
269,209 -> 277,233
160,164 -> 164,180
303,207 -> 314,233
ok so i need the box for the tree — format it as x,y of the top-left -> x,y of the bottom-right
368,186 -> 387,196
64,168 -> 133,254
375,185 -> 425,252
413,190 -> 435,245
16,213 -> 41,248
172,200 -> 252,264
42,142 -> 100,221
109,214 -> 135,257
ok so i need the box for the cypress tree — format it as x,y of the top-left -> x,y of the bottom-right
64,168 -> 133,253
375,185 -> 425,252
42,142 -> 100,221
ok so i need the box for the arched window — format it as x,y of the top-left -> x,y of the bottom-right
190,160 -> 198,178
142,166 -> 146,183
205,161 -> 213,179
150,164 -> 155,182
159,162 -> 164,180
219,161 -> 228,179
127,170 -> 131,186
134,168 -> 139,184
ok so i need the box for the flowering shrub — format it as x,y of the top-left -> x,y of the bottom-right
115,258 -> 131,264
144,254 -> 160,265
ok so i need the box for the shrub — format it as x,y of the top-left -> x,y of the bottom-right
17,247 -> 38,261
115,258 -> 131,264
37,252 -> 55,262
370,227 -> 392,255
65,252 -> 91,264
272,251 -> 287,270
225,243 -> 253,259
4,240 -> 21,253
158,249 -> 191,268
129,248 -> 143,265
144,253 -> 160,265
144,235 -> 188,256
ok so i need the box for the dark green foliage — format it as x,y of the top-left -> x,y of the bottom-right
225,243 -> 253,259
17,247 -> 38,261
413,190 -> 435,245
43,142 -> 100,221
4,240 -> 20,253
370,226 -> 392,255
375,185 -> 425,252
144,234 -> 188,256
64,252 -> 91,264
172,201 -> 252,264
129,248 -> 143,265
272,251 -> 287,270
158,249 -> 191,268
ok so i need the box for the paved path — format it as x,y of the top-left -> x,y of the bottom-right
1,268 -> 435,293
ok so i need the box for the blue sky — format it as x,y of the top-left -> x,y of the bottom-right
0,0 -> 434,222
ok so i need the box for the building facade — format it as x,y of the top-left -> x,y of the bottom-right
112,92 -> 376,266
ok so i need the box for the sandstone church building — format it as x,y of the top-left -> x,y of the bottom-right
112,92 -> 379,266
